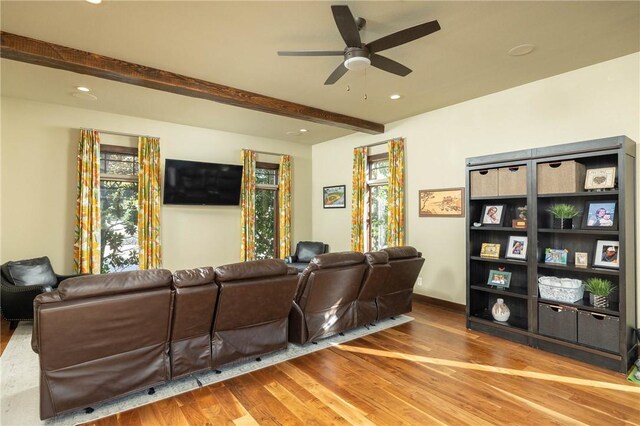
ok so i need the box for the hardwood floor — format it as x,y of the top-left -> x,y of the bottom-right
3,302 -> 639,425
0,318 -> 15,356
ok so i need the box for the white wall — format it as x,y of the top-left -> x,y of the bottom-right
312,53 -> 640,315
0,98 -> 312,272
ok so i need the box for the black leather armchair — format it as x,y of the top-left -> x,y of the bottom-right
1,256 -> 80,329
285,241 -> 329,272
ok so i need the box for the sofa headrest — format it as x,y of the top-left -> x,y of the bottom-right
58,269 -> 172,300
383,246 -> 420,260
173,267 -> 215,288
310,252 -> 365,269
286,266 -> 299,275
2,256 -> 57,287
365,251 -> 389,265
215,259 -> 290,282
296,241 -> 327,262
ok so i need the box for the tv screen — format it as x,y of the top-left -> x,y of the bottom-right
163,159 -> 243,206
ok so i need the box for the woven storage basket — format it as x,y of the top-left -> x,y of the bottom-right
538,276 -> 584,303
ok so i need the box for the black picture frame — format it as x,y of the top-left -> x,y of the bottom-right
593,240 -> 620,269
323,185 -> 346,209
480,204 -> 506,226
487,270 -> 511,288
582,200 -> 618,230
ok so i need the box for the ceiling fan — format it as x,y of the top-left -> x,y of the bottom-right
278,5 -> 440,85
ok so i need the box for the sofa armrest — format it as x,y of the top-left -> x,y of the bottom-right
55,273 -> 85,285
285,256 -> 298,264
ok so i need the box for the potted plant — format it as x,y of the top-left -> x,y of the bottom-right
584,277 -> 616,308
548,203 -> 581,229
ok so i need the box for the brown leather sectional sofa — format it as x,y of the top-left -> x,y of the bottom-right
31,248 -> 423,420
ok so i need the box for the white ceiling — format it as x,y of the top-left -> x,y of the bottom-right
1,1 -> 638,145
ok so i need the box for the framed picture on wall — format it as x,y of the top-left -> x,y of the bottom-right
418,187 -> 465,217
323,185 -> 346,208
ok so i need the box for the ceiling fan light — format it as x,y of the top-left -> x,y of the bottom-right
344,56 -> 371,71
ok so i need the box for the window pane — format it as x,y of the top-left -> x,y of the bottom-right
369,160 -> 389,181
256,168 -> 278,185
100,181 -> 139,273
255,188 -> 276,259
100,151 -> 138,176
370,185 -> 388,251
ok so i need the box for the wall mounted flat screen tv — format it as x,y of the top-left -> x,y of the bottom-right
163,159 -> 243,206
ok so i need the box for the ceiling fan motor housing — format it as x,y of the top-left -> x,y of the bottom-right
344,47 -> 371,71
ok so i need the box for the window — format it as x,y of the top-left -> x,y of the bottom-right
255,162 -> 279,259
100,145 -> 139,273
367,153 -> 389,251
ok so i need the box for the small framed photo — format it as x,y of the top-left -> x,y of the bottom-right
593,240 -> 620,269
487,270 -> 511,288
480,243 -> 500,259
323,185 -> 346,208
544,248 -> 568,265
585,167 -> 616,190
505,236 -> 528,260
575,252 -> 589,268
480,204 -> 506,226
582,201 -> 617,230
418,187 -> 464,217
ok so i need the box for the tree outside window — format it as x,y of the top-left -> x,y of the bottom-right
255,162 -> 279,259
367,154 -> 389,251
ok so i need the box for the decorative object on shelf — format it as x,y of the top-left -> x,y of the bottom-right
418,187 -> 464,217
548,203 -> 581,229
584,277 -> 616,308
538,276 -> 584,303
505,236 -> 527,260
323,185 -> 346,208
487,270 -> 511,288
480,243 -> 500,259
575,252 -> 589,268
582,201 -> 618,230
593,240 -> 620,269
512,219 -> 527,229
537,160 -> 586,194
473,222 -> 482,227
584,167 -> 616,191
544,248 -> 568,265
491,298 -> 511,322
480,204 -> 506,226
512,205 -> 528,228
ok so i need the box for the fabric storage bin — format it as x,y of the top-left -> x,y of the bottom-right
498,166 -> 527,196
537,160 -> 586,194
470,169 -> 498,197
577,311 -> 619,353
538,303 -> 577,342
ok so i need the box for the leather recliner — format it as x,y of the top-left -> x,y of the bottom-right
32,269 -> 174,420
377,246 -> 425,320
355,251 -> 391,327
289,251 -> 367,344
212,259 -> 299,368
285,241 -> 329,272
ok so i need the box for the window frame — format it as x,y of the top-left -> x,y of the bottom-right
366,152 -> 389,251
255,161 -> 280,259
100,145 -> 138,183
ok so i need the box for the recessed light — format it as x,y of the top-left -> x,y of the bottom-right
85,0 -> 102,4
508,44 -> 536,56
390,94 -> 401,100
76,86 -> 91,92
299,129 -> 308,133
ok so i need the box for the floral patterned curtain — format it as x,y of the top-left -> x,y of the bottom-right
73,129 -> 101,274
278,155 -> 292,259
351,146 -> 367,251
387,138 -> 406,247
138,136 -> 162,269
240,149 -> 257,261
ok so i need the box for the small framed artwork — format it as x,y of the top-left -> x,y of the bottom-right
487,270 -> 511,288
505,236 -> 528,260
480,204 -> 506,226
575,252 -> 589,268
593,240 -> 620,269
480,243 -> 500,259
323,185 -> 346,208
582,201 -> 617,230
418,187 -> 465,217
544,248 -> 568,265
584,167 -> 616,190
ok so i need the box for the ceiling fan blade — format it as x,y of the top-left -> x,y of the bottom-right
324,62 -> 349,85
278,50 -> 345,57
331,5 -> 362,47
366,20 -> 440,53
370,54 -> 412,76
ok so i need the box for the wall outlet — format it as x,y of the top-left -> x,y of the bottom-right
416,276 -> 423,286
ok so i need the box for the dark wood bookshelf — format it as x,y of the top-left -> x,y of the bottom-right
537,190 -> 619,198
537,298 -> 620,316
471,285 -> 529,299
470,256 -> 527,266
537,262 -> 620,276
468,313 -> 528,332
470,195 -> 527,201
538,228 -> 619,236
469,227 -> 527,232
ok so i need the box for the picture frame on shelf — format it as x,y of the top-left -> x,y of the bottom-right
593,240 -> 620,269
575,252 -> 589,268
487,270 -> 511,288
584,167 -> 616,190
418,187 -> 465,217
323,185 -> 346,209
544,248 -> 568,265
480,243 -> 500,259
582,200 -> 618,230
480,204 -> 506,226
505,236 -> 527,260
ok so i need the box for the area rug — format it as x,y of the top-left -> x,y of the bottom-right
1,315 -> 412,425
628,364 -> 640,385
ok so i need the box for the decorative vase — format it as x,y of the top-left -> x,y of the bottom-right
491,298 -> 510,322
552,217 -> 573,229
590,293 -> 609,308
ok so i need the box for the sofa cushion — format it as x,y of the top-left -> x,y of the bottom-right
215,259 -> 289,282
5,257 -> 57,287
383,246 -> 420,260
58,269 -> 172,300
296,241 -> 326,262
173,267 -> 215,288
365,251 -> 389,265
311,252 -> 365,269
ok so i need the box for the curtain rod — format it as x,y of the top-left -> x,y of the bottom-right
244,149 -> 287,157
81,128 -> 159,139
357,137 -> 402,149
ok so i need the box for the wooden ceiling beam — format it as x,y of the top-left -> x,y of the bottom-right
0,32 -> 384,135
